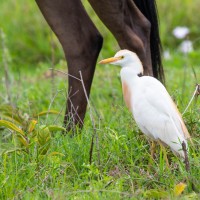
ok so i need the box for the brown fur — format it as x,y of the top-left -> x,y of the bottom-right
35,0 -> 163,131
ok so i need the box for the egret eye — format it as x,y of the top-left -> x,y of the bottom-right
121,56 -> 124,59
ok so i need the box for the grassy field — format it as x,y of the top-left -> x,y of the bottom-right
0,0 -> 200,199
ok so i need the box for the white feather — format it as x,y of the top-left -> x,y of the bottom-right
99,49 -> 190,158
120,67 -> 187,157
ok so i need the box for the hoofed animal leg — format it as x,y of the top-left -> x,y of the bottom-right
89,0 -> 152,75
36,0 -> 103,131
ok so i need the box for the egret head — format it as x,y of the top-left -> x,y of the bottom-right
99,49 -> 143,74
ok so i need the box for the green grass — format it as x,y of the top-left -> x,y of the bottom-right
157,0 -> 200,48
0,0 -> 200,199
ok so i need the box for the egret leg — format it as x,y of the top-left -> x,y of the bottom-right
148,141 -> 156,169
88,0 -> 152,76
150,141 -> 156,160
158,141 -> 170,168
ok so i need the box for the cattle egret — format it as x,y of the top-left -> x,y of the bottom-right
99,50 -> 191,168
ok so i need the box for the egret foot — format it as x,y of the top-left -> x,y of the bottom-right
158,140 -> 170,168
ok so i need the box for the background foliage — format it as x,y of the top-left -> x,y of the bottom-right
1,0 -> 200,67
0,0 -> 199,199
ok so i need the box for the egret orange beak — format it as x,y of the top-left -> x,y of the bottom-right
98,56 -> 122,64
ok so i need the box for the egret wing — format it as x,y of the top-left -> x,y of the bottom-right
131,77 -> 190,156
139,76 -> 191,140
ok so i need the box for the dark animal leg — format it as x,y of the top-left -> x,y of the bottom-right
89,0 -> 154,76
36,0 -> 103,131
182,141 -> 190,172
133,0 -> 164,82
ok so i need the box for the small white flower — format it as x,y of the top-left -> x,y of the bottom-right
163,50 -> 171,60
173,26 -> 190,39
179,40 -> 193,54
23,113 -> 30,121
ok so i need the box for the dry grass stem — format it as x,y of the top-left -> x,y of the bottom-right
182,84 -> 199,115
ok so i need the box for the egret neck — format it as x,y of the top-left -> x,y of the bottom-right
119,53 -> 144,111
120,67 -> 141,111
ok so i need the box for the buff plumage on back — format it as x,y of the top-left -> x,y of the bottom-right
169,98 -> 192,143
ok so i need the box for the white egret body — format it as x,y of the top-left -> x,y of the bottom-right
99,50 -> 191,158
